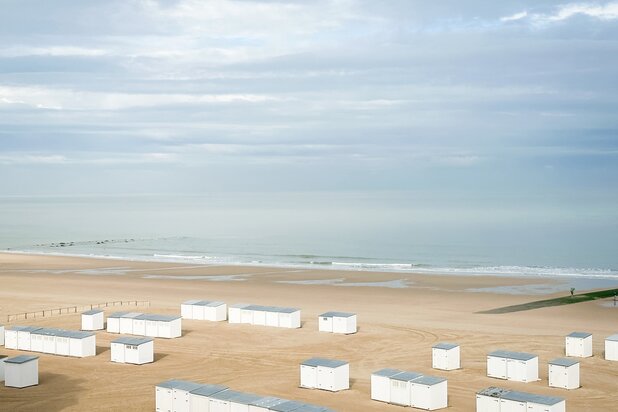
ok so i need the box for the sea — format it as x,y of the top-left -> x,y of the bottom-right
1,192 -> 617,283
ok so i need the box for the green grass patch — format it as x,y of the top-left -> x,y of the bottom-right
478,288 -> 618,314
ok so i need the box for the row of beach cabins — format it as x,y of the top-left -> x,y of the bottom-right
1,301 -> 618,411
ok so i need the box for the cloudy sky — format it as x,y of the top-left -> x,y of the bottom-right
1,0 -> 617,198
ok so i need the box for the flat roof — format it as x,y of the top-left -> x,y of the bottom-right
372,368 -> 403,377
488,350 -> 537,361
230,393 -> 264,405
5,355 -> 39,364
121,312 -> 143,318
549,358 -> 579,367
209,389 -> 245,401
157,380 -> 204,392
413,376 -> 446,386
433,342 -> 459,350
301,358 -> 348,368
391,371 -> 423,382
502,391 -> 564,406
477,387 -> 511,398
189,384 -> 228,397
82,309 -> 104,315
108,311 -> 130,318
249,396 -> 288,408
606,334 -> 618,342
10,326 -> 42,333
112,336 -> 153,345
137,313 -> 181,321
182,299 -> 202,305
319,311 -> 355,318
230,303 -> 252,308
196,300 -> 225,307
270,400 -> 306,412
295,405 -> 330,412
30,328 -> 94,339
567,331 -> 592,339
244,305 -> 299,313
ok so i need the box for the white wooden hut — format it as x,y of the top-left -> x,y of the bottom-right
111,336 -> 154,365
81,309 -> 104,330
181,299 -> 201,319
300,358 -> 349,392
147,314 -> 182,338
228,303 -> 251,324
371,368 -> 403,402
18,326 -> 41,351
107,312 -> 129,333
4,326 -> 22,349
0,325 -> 4,346
248,396 -> 287,412
30,328 -> 58,354
120,312 -> 143,334
410,375 -> 448,410
548,358 -> 580,390
0,355 -> 7,381
565,332 -> 592,357
68,331 -> 96,357
241,305 -> 255,324
277,307 -> 301,329
318,312 -> 357,334
432,342 -> 460,371
4,355 -> 38,388
476,387 -> 510,412
390,371 -> 424,406
228,392 -> 264,412
189,383 -> 229,412
605,334 -> 618,361
487,350 -> 538,382
155,379 -> 205,412
209,389 -> 244,412
252,306 -> 268,326
500,391 -> 565,412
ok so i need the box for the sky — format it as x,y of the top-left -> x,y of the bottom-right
0,0 -> 617,200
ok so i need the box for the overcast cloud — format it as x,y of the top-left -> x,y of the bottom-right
0,0 -> 617,197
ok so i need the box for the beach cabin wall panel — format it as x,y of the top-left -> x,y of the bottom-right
548,360 -> 579,390
432,344 -> 460,371
0,325 -> 4,346
476,394 -> 502,412
81,310 -> 104,331
17,329 -> 36,351
0,357 -> 6,381
318,316 -> 333,332
300,365 -> 318,389
500,398 -> 527,412
5,329 -> 18,349
107,316 -> 121,333
56,335 -> 70,356
371,369 -> 402,403
410,379 -> 448,411
487,352 -> 538,383
156,385 -> 173,412
390,378 -> 412,406
605,335 -> 618,361
4,356 -> 39,388
565,333 -> 592,358
111,342 -> 125,363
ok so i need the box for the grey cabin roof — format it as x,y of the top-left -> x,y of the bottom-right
433,342 -> 459,350
189,384 -> 228,397
108,311 -> 131,318
567,331 -> 592,339
209,389 -> 245,401
31,327 -> 61,336
477,387 -> 511,398
5,355 -> 39,364
606,334 -> 618,342
121,312 -> 143,319
372,368 -> 403,377
195,300 -> 225,307
245,305 -> 299,313
67,331 -> 95,339
230,303 -> 251,308
295,405 -> 331,412
183,299 -> 202,305
10,325 -> 42,333
229,393 -> 264,405
301,358 -> 348,368
270,400 -> 306,412
391,371 -> 423,382
488,350 -> 537,361
82,309 -> 104,315
320,311 -> 355,318
28,327 -> 93,339
249,396 -> 288,408
502,391 -> 564,406
112,336 -> 153,346
156,380 -> 204,392
549,358 -> 579,367
137,313 -> 181,321
412,376 -> 446,386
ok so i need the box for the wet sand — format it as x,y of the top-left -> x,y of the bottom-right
0,252 -> 616,411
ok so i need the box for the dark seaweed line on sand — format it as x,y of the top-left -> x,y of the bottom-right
478,288 -> 618,314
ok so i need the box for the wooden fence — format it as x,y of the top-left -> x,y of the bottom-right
5,300 -> 150,323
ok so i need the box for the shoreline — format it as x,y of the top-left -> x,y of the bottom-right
2,252 -> 618,411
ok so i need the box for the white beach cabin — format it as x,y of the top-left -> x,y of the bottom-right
432,342 -> 461,371
248,396 -> 288,412
318,312 -> 357,334
605,334 -> 618,361
81,309 -> 104,331
4,355 -> 39,388
68,331 -> 96,357
0,325 -> 4,346
230,393 -> 264,412
181,300 -> 227,321
155,379 -> 205,412
300,358 -> 349,392
565,332 -> 592,358
371,368 -> 403,403
548,358 -> 580,390
120,312 -> 143,334
4,326 -> 22,349
107,312 -> 129,333
500,391 -> 565,412
181,299 -> 201,319
0,355 -> 7,381
390,371 -> 424,407
111,336 -> 154,365
188,383 -> 229,412
148,314 -> 182,338
476,387 -> 510,412
410,375 -> 448,411
228,303 -> 251,324
208,388 -> 244,412
18,326 -> 41,351
487,350 -> 538,383
277,307 -> 301,329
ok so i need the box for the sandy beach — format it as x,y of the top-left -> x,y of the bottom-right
0,252 -> 616,411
